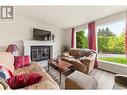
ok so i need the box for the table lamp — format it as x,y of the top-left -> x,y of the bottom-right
6,44 -> 19,55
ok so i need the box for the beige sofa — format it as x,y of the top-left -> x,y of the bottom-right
61,48 -> 97,74
0,52 -> 59,90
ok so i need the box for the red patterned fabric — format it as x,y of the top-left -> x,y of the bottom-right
71,28 -> 75,48
0,65 -> 14,80
14,56 -> 30,69
6,73 -> 42,89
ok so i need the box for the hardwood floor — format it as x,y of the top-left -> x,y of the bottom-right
90,69 -> 115,89
45,66 -> 115,89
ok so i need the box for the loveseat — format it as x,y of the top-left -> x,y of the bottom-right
0,52 -> 59,90
61,48 -> 97,74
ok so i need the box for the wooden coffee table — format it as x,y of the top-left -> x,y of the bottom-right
48,59 -> 73,83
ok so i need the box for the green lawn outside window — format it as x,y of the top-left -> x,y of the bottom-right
99,57 -> 127,64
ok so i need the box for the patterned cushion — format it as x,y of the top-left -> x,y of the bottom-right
6,73 -> 42,89
86,51 -> 94,57
0,66 -> 13,80
79,49 -> 96,57
80,50 -> 87,57
14,56 -> 30,69
13,63 -> 60,90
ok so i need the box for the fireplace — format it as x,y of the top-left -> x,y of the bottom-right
30,46 -> 50,61
23,40 -> 55,62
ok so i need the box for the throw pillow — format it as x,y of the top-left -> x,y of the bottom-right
14,56 -> 30,69
0,66 -> 14,80
6,73 -> 42,89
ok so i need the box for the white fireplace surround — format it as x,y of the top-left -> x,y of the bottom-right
22,40 -> 55,60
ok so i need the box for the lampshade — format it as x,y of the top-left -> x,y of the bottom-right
6,44 -> 19,53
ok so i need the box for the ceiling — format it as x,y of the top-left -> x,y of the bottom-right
15,6 -> 127,29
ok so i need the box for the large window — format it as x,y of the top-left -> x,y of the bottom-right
76,29 -> 88,48
97,20 -> 126,64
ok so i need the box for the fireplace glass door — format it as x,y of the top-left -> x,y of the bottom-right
31,46 -> 50,61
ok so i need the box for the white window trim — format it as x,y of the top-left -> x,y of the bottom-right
96,17 -> 127,74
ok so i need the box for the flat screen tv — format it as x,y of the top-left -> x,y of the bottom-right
33,28 -> 51,41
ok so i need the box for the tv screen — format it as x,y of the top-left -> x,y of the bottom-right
33,28 -> 51,41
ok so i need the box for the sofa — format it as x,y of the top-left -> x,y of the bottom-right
0,52 -> 59,90
61,48 -> 97,74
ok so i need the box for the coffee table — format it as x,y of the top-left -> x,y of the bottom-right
48,59 -> 73,83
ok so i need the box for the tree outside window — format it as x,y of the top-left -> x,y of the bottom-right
97,20 -> 126,64
76,29 -> 88,48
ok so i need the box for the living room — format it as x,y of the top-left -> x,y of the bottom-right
0,1 -> 127,94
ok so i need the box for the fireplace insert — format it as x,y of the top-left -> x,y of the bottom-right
31,46 -> 50,61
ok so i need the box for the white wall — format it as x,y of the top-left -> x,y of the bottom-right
0,15 -> 66,55
64,28 -> 72,49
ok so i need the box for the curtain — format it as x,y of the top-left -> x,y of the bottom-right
71,28 -> 75,48
88,21 -> 98,68
88,21 -> 96,50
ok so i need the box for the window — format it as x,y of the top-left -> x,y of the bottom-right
76,29 -> 88,48
97,20 -> 126,65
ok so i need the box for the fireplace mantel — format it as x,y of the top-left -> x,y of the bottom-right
22,40 -> 55,59
23,40 -> 54,46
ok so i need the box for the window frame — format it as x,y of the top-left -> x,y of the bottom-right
96,18 -> 126,65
